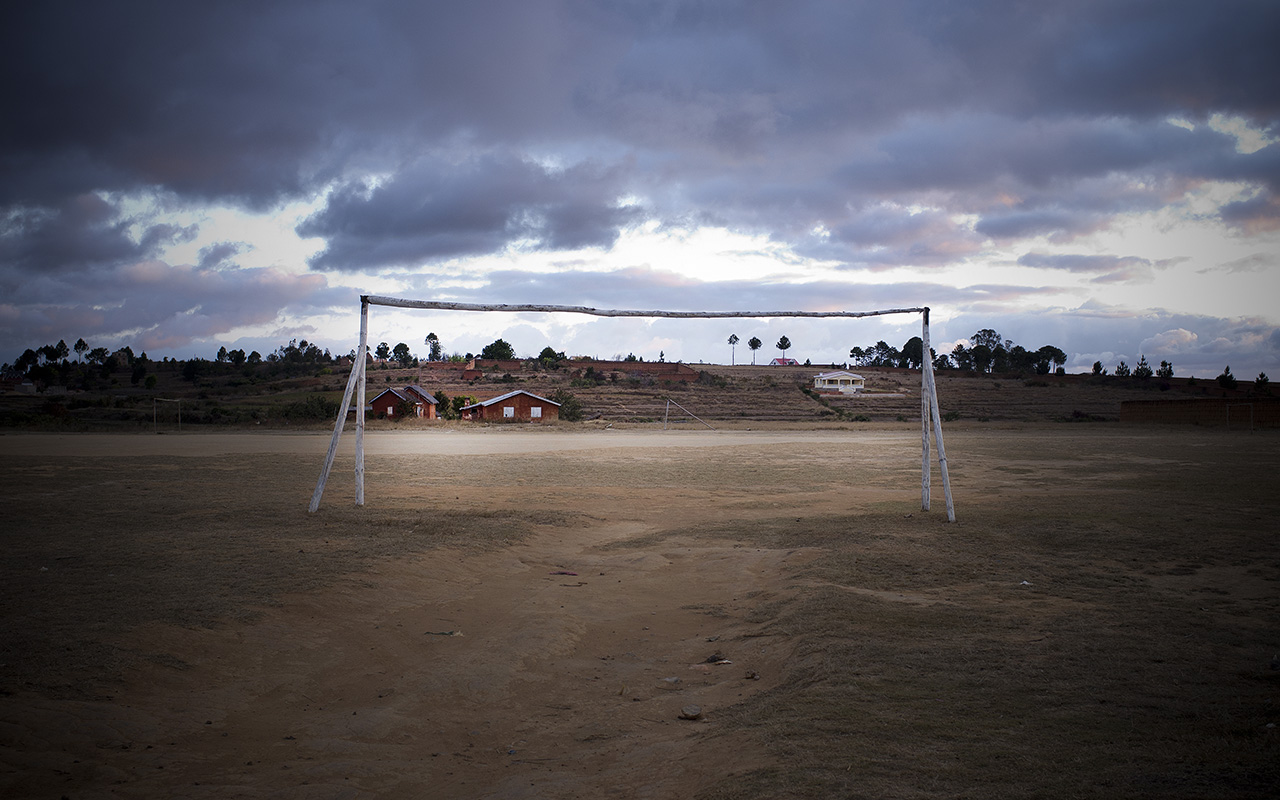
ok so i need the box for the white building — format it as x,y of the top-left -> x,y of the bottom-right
813,370 -> 865,394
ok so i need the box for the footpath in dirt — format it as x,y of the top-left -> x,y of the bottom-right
111,528 -> 806,798
3,429 -> 860,798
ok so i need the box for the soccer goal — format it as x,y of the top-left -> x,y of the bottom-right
309,295 -> 955,521
153,397 -> 182,434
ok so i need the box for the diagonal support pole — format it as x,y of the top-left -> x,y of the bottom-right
309,297 -> 369,512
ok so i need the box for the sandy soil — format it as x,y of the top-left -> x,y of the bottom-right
94,525 -> 793,798
2,426 -> 1276,799
0,428 -> 913,798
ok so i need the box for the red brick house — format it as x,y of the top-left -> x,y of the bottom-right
368,385 -> 438,419
460,390 -> 560,422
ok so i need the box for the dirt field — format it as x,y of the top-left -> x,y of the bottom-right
2,425 -> 1277,798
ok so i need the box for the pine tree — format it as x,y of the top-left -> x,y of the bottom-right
1133,355 -> 1153,380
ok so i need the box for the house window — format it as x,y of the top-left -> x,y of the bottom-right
387,405 -> 393,415
531,407 -> 542,418
504,406 -> 515,418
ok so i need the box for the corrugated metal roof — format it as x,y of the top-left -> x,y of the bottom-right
370,386 -> 438,404
406,385 -> 438,403
460,389 -> 561,409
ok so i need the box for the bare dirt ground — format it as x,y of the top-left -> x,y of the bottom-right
1,425 -> 1277,799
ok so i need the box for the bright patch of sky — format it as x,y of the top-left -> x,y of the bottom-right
1166,114 -> 1276,154
1206,114 -> 1277,154
163,200 -> 329,274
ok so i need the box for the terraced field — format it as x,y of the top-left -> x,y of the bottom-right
418,362 -> 1211,426
3,358 -> 1240,430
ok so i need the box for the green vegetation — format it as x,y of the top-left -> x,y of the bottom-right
3,328 -> 1265,432
856,328 -> 1068,376
550,389 -> 583,421
424,332 -> 442,362
481,338 -> 516,360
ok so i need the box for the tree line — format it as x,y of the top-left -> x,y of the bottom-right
2,336 -> 343,389
7,328 -> 1270,393
846,328 -> 1068,375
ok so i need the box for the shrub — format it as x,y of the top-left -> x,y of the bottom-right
551,389 -> 583,422
281,394 -> 339,421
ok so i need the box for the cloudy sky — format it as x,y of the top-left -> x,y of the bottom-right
3,0 -> 1278,377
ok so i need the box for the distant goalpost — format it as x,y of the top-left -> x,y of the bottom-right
153,397 -> 182,434
309,295 -> 955,521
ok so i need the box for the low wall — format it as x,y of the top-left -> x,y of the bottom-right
1121,397 -> 1280,429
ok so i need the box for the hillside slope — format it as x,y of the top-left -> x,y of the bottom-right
3,359 -> 1253,430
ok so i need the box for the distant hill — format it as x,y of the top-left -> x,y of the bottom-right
0,358 -> 1262,430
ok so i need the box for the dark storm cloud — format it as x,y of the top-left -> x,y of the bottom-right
581,1 -> 1280,146
0,1 -> 616,208
197,242 -> 250,271
0,258 -> 341,358
795,206 -> 986,270
838,115 -> 1236,244
3,0 -> 1279,358
299,156 -> 644,271
6,1 -> 1277,229
0,193 -> 196,275
1219,192 -> 1280,233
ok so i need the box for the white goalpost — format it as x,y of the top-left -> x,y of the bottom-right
309,295 -> 955,521
153,397 -> 182,433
